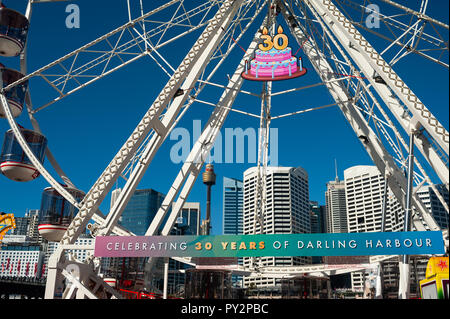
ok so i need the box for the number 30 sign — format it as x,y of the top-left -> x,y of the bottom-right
258,26 -> 289,51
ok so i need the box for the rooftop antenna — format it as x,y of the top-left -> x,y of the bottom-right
334,158 -> 339,182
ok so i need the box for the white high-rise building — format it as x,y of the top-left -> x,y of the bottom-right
343,165 -> 409,291
344,165 -> 388,233
242,166 -> 311,290
416,184 -> 449,230
325,177 -> 347,233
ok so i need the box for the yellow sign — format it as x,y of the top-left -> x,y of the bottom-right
420,257 -> 449,299
425,256 -> 449,278
0,213 -> 16,243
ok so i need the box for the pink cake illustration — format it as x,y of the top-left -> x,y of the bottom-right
242,26 -> 306,81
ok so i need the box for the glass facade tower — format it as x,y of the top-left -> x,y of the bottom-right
117,188 -> 165,235
223,177 -> 243,235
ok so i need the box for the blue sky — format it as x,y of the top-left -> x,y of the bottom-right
0,0 -> 448,236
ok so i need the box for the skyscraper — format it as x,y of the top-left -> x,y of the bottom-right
242,166 -> 311,290
168,202 -> 201,295
343,165 -> 411,291
223,177 -> 243,235
310,201 -> 326,264
325,177 -> 347,233
310,201 -> 326,234
416,184 -> 449,230
344,165 -> 386,233
117,188 -> 165,235
173,202 -> 201,236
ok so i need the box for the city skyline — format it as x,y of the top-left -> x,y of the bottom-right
0,0 -> 448,241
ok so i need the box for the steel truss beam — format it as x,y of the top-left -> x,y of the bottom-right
334,0 -> 449,69
309,0 -> 449,157
304,0 -> 448,226
1,0 -> 448,299
4,0 -> 225,114
277,0 -> 441,235
94,0 -> 262,238
315,1 -> 449,191
141,15 -> 269,289
43,0 -> 245,298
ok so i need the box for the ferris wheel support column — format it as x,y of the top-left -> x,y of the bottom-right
281,0 -> 441,233
277,1 -> 431,234
96,0 -> 245,238
142,19 -> 268,285
304,0 -> 449,181
399,131 -> 416,299
43,0 -> 244,299
57,0 -> 243,246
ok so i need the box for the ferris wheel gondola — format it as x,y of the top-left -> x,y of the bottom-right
0,6 -> 29,57
38,186 -> 85,242
0,64 -> 28,118
0,127 -> 47,182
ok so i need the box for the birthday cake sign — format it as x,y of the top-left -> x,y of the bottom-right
242,25 -> 306,81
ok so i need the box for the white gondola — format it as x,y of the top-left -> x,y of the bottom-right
0,65 -> 29,118
0,128 -> 46,182
103,278 -> 117,288
38,186 -> 85,242
0,7 -> 29,57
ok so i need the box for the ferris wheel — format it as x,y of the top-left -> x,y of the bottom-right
0,0 -> 448,299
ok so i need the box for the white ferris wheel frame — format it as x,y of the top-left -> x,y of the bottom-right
0,0 -> 448,299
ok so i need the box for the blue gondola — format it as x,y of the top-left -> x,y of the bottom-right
0,65 -> 29,118
0,7 -> 29,57
38,186 -> 85,242
0,128 -> 47,182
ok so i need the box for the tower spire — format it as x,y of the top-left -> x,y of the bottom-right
334,158 -> 339,182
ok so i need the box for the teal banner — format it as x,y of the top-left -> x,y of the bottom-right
94,231 -> 445,258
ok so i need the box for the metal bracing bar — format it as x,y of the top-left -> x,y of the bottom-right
270,103 -> 338,120
379,20 -> 421,56
3,0 -> 183,92
307,0 -> 449,157
97,0 -> 244,237
335,0 -> 447,49
60,268 -> 97,299
378,0 -> 449,30
197,79 -> 260,97
278,0 -> 439,234
195,98 -> 262,119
